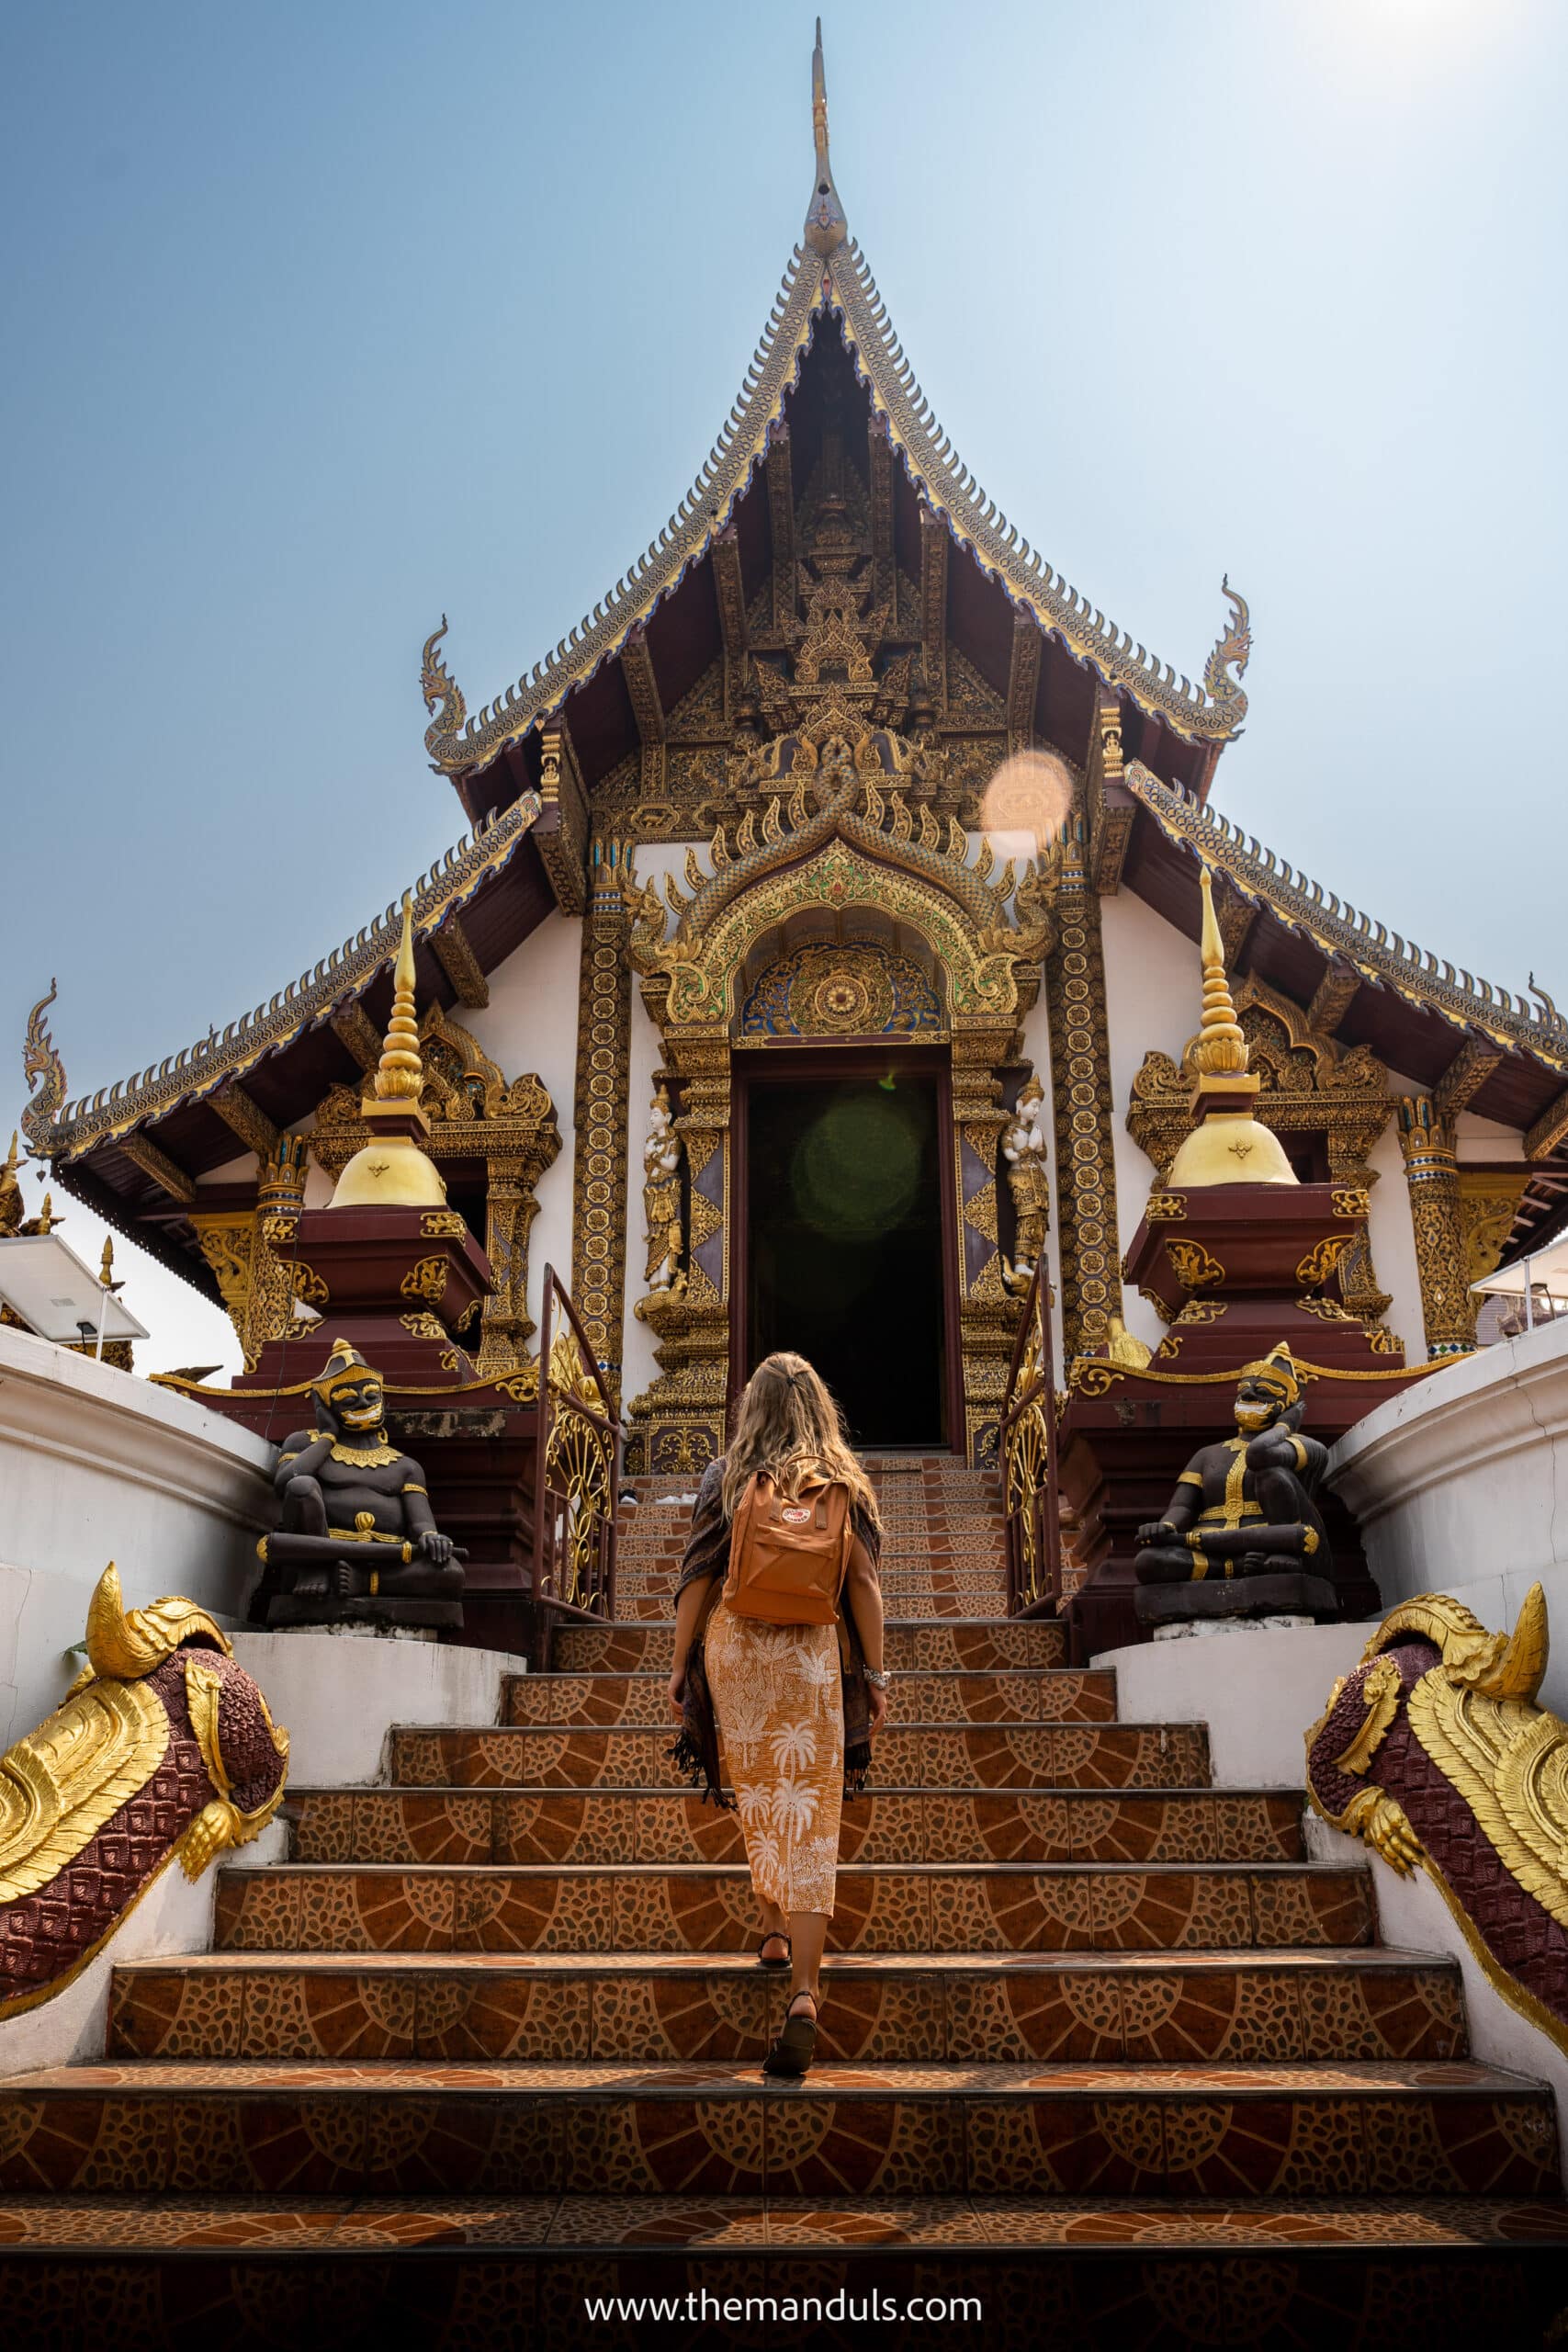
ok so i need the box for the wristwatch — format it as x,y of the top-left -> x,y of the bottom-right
863,1666 -> 891,1690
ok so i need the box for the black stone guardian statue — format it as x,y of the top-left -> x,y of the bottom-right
259,1339 -> 465,1631
1134,1344 -> 1336,1627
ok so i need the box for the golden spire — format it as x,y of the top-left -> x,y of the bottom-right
99,1235 -> 114,1287
327,897 -> 447,1211
1191,868 -> 1248,1077
1168,865 -> 1297,1188
804,17 -> 847,255
3,1131 -> 16,1181
374,896 -> 423,1102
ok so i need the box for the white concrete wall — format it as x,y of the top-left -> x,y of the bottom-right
1099,889 -> 1207,1358
1097,1619 -> 1568,2164
1363,1107 -> 1427,1365
460,908 -> 583,1342
1096,1621 -> 1373,1788
1327,1314 -> 1568,1721
0,1326 -> 275,1747
231,1629 -> 527,1784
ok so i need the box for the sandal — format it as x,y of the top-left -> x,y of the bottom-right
757,1931 -> 792,1969
762,1988 -> 818,2078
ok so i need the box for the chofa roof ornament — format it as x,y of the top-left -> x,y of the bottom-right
804,19 -> 847,257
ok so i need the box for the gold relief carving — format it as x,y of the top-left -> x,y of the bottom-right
1127,974 -> 1395,1319
1069,1360 -> 1127,1399
964,1177 -> 998,1247
1295,1236 -> 1350,1290
1296,1295 -> 1359,1324
399,1312 -> 446,1341
1175,1298 -> 1227,1325
421,1210 -> 468,1237
1457,1167 -> 1530,1288
570,842 -> 636,1399
1396,1097 -> 1474,1356
287,1263 -> 325,1313
1166,1239 -> 1225,1291
1145,1193 -> 1187,1223
1043,826 -> 1123,1358
399,1256 -> 447,1306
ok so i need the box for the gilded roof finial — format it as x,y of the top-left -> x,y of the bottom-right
99,1235 -> 115,1288
1191,867 -> 1249,1079
804,17 -> 847,256
327,897 -> 447,1210
1168,865 -> 1297,1188
375,896 -> 424,1102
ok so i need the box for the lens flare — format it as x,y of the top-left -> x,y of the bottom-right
978,749 -> 1075,850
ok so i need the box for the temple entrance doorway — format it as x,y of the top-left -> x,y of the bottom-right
735,1052 -> 957,1452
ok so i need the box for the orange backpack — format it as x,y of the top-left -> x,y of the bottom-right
722,1473 -> 852,1627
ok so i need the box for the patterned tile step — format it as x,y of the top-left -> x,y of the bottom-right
212,1860 -> 1373,1956
387,1722 -> 1213,1792
285,1785 -> 1303,1870
108,1950 -> 1466,2066
502,1670 -> 1115,1729
5,2190 -> 1562,2253
613,1589 -> 1012,1623
551,1620 -> 1066,1673
0,2060 -> 1552,2198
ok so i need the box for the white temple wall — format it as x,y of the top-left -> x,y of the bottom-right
0,1326 -> 275,1748
459,909 -> 583,1343
1364,1102 -> 1427,1365
1098,889 -> 1202,1356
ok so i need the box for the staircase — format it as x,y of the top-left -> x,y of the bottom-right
1,1456 -> 1564,2346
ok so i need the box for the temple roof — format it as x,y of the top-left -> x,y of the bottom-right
18,30 -> 1568,1295
422,25 -> 1250,818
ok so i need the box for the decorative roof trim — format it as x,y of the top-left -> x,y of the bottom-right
1125,761 -> 1568,1073
25,794 -> 542,1162
423,251 -> 823,775
829,247 -> 1247,746
425,237 -> 1249,778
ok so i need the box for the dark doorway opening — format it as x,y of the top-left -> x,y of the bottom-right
742,1069 -> 948,1450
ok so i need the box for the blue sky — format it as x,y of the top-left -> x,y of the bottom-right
3,0 -> 1563,1366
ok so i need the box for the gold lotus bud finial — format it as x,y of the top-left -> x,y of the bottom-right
804,17 -> 847,256
1192,867 -> 1249,1079
99,1235 -> 114,1286
1167,863 -> 1297,1189
327,895 -> 447,1209
375,896 -> 423,1103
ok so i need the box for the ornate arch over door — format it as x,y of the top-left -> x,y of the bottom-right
621,752 -> 1054,1472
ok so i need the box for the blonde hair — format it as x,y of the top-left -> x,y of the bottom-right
721,1352 -> 880,1532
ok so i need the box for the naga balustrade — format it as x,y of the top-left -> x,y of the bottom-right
998,1258 -> 1062,1617
531,1263 -> 624,1623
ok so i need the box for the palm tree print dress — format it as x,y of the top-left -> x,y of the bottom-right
703,1598 -> 843,1919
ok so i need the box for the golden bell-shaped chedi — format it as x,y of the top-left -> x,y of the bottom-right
329,896 -> 447,1210
1167,867 -> 1298,1188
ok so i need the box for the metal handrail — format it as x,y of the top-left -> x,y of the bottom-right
531,1263 -> 624,1621
998,1257 -> 1062,1617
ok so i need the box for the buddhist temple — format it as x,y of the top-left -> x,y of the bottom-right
3,25 -> 1566,2338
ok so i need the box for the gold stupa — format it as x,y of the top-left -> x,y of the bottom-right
329,898 -> 447,1210
1167,867 -> 1297,1188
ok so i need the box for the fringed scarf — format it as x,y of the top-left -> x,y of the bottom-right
670,1454 -> 882,1809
